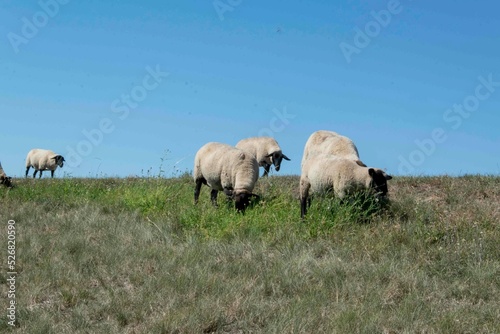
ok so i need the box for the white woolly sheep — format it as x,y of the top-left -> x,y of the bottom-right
236,137 -> 290,177
301,130 -> 365,167
0,162 -> 13,188
194,142 -> 260,211
25,149 -> 65,178
299,157 -> 392,218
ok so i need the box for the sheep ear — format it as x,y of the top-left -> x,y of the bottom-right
356,160 -> 367,167
368,168 -> 375,177
385,174 -> 393,180
282,154 -> 290,161
223,188 -> 233,197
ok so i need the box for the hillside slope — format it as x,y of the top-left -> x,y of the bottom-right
1,175 -> 499,333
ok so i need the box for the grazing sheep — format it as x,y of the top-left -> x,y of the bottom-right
300,157 -> 392,218
302,130 -> 365,167
25,149 -> 65,178
236,137 -> 290,177
0,162 -> 13,188
194,142 -> 260,211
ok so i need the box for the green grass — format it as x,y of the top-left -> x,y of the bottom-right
1,174 -> 499,333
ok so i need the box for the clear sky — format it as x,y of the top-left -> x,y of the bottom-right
1,0 -> 499,178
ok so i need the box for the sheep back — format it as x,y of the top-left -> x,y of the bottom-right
26,149 -> 59,171
236,137 -> 281,167
302,130 -> 361,166
194,142 -> 259,194
301,157 -> 386,199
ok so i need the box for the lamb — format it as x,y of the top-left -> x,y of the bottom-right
299,157 -> 392,218
25,149 -> 65,178
301,130 -> 365,167
194,142 -> 260,211
0,162 -> 13,188
236,137 -> 290,177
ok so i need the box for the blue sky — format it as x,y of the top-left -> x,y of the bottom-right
1,0 -> 499,178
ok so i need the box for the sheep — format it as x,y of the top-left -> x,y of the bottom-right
299,157 -> 392,218
302,130 -> 366,167
25,149 -> 65,178
0,162 -> 13,188
194,142 -> 260,211
236,137 -> 290,177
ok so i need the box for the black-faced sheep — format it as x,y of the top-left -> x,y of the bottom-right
300,157 -> 392,218
302,130 -> 366,167
25,149 -> 65,178
194,142 -> 260,212
0,162 -> 13,188
236,137 -> 290,177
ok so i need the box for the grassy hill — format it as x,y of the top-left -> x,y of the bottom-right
1,175 -> 499,333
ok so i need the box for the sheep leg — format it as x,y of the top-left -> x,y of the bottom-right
262,164 -> 271,177
194,178 -> 205,204
300,195 -> 309,218
210,189 -> 219,207
300,179 -> 311,218
38,170 -> 43,178
25,166 -> 30,178
51,170 -> 55,178
33,170 -> 38,178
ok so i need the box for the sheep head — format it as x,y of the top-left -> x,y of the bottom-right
0,162 -> 13,188
224,188 -> 260,212
52,155 -> 65,168
265,151 -> 290,172
1,175 -> 13,188
234,192 -> 260,212
368,168 -> 392,197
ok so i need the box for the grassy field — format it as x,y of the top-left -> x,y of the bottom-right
1,174 -> 499,333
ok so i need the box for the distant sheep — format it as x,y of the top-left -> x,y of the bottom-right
194,142 -> 260,211
236,137 -> 290,177
300,157 -> 392,218
302,130 -> 365,167
0,162 -> 13,188
25,149 -> 65,178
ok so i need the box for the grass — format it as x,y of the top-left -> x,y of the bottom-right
0,174 -> 499,333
